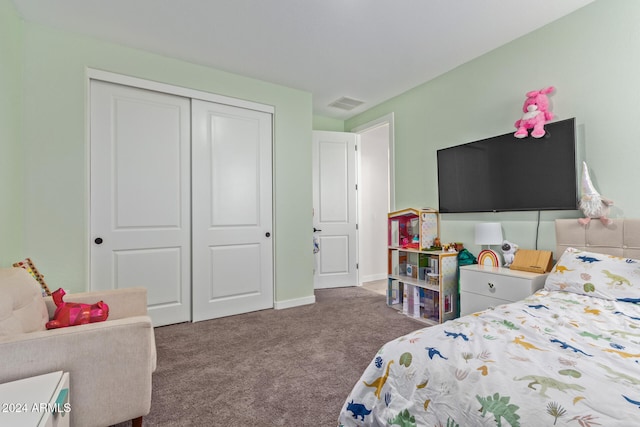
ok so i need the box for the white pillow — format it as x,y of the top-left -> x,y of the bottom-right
0,268 -> 49,336
545,247 -> 640,302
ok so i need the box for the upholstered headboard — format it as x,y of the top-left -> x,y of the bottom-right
555,218 -> 640,259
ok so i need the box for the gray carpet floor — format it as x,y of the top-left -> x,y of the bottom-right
115,286 -> 424,426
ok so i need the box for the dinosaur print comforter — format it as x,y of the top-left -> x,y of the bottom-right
338,249 -> 640,427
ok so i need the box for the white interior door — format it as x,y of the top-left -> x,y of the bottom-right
191,99 -> 274,321
90,80 -> 191,327
312,131 -> 358,289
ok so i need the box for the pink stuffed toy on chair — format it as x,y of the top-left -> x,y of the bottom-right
46,288 -> 109,329
514,86 -> 555,138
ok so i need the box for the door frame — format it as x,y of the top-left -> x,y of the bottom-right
351,112 -> 396,212
85,69 -> 275,315
350,113 -> 396,284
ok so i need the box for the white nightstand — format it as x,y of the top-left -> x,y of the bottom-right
459,265 -> 548,317
0,371 -> 70,427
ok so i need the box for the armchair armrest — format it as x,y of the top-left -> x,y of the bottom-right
0,316 -> 156,427
43,287 -> 148,320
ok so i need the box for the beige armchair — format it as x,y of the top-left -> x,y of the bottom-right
0,268 -> 156,427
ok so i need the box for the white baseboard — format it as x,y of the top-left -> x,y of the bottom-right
274,294 -> 316,310
360,273 -> 387,283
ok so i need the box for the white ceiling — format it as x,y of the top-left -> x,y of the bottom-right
11,0 -> 594,119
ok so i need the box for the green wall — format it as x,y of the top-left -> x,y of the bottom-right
346,0 -> 639,258
5,1 -> 314,304
313,115 -> 345,132
5,0 -> 638,297
0,0 -> 24,265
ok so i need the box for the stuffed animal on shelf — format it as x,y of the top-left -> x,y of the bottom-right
501,240 -> 519,267
45,288 -> 109,329
514,86 -> 555,138
578,161 -> 613,226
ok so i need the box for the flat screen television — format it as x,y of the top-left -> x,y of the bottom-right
437,118 -> 578,213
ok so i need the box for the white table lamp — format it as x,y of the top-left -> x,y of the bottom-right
475,222 -> 503,266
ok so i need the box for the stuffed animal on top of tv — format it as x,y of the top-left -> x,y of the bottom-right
514,86 -> 555,138
578,161 -> 613,226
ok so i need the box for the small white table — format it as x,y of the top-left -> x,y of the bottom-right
0,371 -> 70,427
460,265 -> 548,317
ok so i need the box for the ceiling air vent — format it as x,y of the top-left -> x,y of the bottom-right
329,96 -> 364,111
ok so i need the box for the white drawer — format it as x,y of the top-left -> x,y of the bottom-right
460,292 -> 511,317
460,267 -> 545,302
0,371 -> 69,427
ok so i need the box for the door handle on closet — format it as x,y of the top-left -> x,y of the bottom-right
313,227 -> 322,232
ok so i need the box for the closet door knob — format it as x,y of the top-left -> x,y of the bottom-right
94,237 -> 103,245
265,232 -> 271,238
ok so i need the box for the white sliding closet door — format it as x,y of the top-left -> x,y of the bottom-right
90,80 -> 191,327
191,100 -> 274,321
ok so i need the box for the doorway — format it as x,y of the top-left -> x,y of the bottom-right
353,114 -> 394,285
311,114 -> 394,289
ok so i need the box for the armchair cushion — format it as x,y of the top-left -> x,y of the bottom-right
0,268 -> 48,337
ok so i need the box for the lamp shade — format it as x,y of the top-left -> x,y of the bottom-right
475,223 -> 503,245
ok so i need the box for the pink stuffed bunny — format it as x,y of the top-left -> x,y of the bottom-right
514,86 -> 555,138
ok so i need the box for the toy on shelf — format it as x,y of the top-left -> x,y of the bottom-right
514,86 -> 555,138
388,208 -> 439,251
431,237 -> 442,250
442,242 -> 463,253
12,257 -> 51,296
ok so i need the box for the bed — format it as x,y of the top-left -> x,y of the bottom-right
338,219 -> 640,426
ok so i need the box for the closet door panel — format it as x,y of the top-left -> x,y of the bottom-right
90,80 -> 191,327
209,114 -> 260,226
191,99 -> 273,321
